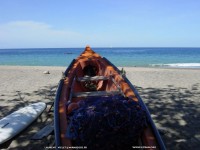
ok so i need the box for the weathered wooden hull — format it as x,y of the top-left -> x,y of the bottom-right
54,46 -> 166,150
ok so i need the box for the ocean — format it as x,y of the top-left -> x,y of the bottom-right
0,47 -> 200,68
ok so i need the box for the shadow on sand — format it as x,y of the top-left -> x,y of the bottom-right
0,85 -> 57,150
136,83 -> 200,150
0,83 -> 200,149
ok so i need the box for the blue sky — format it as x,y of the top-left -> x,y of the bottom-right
0,0 -> 200,48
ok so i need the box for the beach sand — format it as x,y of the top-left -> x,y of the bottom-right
0,66 -> 200,150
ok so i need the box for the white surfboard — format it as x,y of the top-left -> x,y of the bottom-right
0,102 -> 46,144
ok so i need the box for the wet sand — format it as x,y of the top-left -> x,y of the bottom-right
0,66 -> 200,150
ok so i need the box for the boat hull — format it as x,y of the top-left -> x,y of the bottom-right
54,46 -> 166,150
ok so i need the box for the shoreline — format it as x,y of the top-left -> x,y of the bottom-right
0,65 -> 200,149
1,65 -> 200,89
1,64 -> 200,70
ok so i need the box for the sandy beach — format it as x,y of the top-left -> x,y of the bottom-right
0,66 -> 200,150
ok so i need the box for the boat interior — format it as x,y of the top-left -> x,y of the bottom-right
67,58 -> 138,105
57,46 -> 160,149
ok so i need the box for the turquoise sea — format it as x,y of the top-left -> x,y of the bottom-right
0,47 -> 200,68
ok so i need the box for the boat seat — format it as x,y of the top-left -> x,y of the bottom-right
72,90 -> 122,98
77,76 -> 109,82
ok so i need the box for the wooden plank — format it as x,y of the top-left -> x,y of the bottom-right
73,90 -> 121,97
110,77 -> 125,97
110,77 -> 121,91
31,123 -> 54,140
77,76 -> 109,82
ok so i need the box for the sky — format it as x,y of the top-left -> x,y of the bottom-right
0,0 -> 200,48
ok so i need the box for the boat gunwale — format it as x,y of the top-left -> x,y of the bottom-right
54,47 -> 166,150
54,59 -> 76,149
103,57 -> 166,150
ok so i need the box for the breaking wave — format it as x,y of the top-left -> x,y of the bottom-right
151,63 -> 200,68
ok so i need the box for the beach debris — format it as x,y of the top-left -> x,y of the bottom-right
31,122 -> 54,140
43,71 -> 50,74
120,68 -> 126,76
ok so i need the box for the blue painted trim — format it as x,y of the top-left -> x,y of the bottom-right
54,59 -> 76,149
54,79 -> 64,149
64,59 -> 76,76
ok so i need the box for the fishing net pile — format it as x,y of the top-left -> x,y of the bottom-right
66,96 -> 147,150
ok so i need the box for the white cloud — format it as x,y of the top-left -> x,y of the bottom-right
0,21 -> 87,48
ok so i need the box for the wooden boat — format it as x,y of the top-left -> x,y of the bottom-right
54,46 -> 166,150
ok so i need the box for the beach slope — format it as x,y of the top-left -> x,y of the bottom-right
0,66 -> 200,149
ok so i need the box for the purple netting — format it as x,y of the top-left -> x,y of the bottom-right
66,96 -> 147,150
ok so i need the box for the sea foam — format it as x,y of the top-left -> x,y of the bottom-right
151,63 -> 200,68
